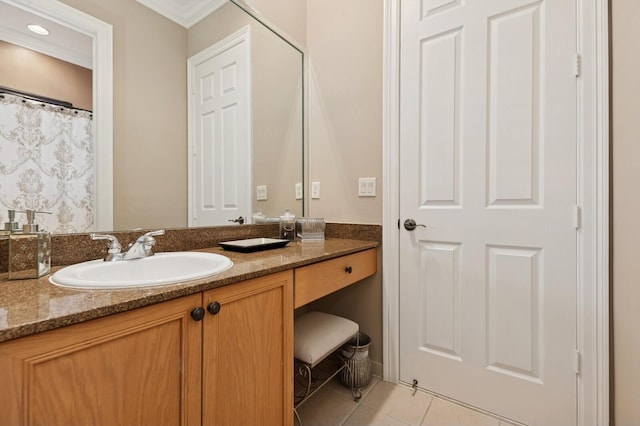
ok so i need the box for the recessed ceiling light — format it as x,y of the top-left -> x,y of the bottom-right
27,24 -> 49,35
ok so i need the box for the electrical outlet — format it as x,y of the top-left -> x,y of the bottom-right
256,185 -> 267,201
358,178 -> 376,197
311,182 -> 320,199
295,183 -> 303,200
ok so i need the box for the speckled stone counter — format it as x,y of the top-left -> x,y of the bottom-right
0,237 -> 378,343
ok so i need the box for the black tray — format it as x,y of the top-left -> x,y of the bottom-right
219,237 -> 290,253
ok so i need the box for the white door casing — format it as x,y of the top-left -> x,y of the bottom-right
188,26 -> 252,226
383,0 -> 608,424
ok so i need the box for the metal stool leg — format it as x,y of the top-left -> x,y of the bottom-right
294,407 -> 302,426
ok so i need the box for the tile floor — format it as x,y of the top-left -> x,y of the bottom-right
296,376 -> 519,426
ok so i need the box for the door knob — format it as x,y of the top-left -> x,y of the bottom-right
228,216 -> 245,224
404,219 -> 426,231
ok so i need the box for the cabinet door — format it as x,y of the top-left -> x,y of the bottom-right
0,293 -> 203,426
202,271 -> 293,426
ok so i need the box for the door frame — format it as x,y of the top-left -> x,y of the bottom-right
381,1 -> 610,425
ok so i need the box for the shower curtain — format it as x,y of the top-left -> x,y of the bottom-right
0,92 -> 95,233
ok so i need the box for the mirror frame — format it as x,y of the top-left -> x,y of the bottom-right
1,0 -> 114,230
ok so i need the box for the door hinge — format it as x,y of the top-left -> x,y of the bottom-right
575,349 -> 581,375
574,53 -> 582,78
574,206 -> 582,229
398,218 -> 400,229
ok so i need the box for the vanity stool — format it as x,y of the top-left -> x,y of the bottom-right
293,311 -> 361,425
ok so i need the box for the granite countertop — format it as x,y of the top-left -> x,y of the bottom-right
0,238 -> 378,343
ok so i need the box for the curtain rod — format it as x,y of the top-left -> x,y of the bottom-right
0,85 -> 91,113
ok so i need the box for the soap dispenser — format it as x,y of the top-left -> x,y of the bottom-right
8,210 -> 51,280
4,209 -> 21,233
279,209 -> 296,241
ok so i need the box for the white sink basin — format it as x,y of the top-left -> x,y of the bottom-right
50,252 -> 233,289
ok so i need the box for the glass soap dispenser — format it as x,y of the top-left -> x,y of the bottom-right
279,209 -> 296,241
8,210 -> 51,280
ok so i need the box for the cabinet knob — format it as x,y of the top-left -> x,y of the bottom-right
190,307 -> 205,321
345,266 -> 353,274
207,301 -> 221,315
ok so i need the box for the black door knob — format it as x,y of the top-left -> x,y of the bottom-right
190,307 -> 205,321
345,266 -> 353,274
404,219 -> 427,231
207,301 -> 221,315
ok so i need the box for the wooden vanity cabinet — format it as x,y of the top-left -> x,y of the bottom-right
294,248 -> 377,308
202,271 -> 294,426
0,270 -> 293,426
0,293 -> 203,426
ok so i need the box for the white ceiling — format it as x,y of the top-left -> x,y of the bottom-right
0,1 -> 92,69
0,0 -> 229,70
136,0 -> 228,28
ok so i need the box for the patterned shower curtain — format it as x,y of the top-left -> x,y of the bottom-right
0,93 -> 95,233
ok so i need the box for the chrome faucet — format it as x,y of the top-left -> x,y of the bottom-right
123,230 -> 165,260
90,230 -> 165,261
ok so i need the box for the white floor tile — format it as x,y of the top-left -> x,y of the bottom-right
325,375 -> 381,401
360,381 -> 432,426
298,380 -> 514,426
296,386 -> 358,426
344,404 -> 413,426
420,398 -> 500,426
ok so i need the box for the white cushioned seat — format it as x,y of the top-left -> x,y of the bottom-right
294,311 -> 358,368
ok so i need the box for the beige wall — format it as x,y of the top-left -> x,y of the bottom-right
245,0 -> 307,47
611,1 -> 639,424
0,40 -> 92,111
61,0 -> 188,231
305,0 -> 384,368
307,0 -> 383,225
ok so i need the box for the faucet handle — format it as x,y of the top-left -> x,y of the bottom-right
136,230 -> 164,246
90,233 -> 122,256
143,229 -> 165,238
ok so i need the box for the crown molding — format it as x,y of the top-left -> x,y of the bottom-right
0,26 -> 91,69
136,0 -> 228,28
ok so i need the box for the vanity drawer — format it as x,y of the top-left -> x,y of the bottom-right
294,248 -> 377,308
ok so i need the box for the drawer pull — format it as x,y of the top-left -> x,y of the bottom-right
190,307 -> 205,321
207,301 -> 221,315
345,266 -> 353,274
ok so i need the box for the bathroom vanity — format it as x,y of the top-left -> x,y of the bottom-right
0,236 -> 377,425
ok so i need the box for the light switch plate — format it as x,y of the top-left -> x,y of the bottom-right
358,178 -> 376,197
311,182 -> 320,199
256,185 -> 267,201
295,183 -> 303,200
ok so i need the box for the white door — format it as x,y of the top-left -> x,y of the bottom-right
399,1 -> 577,424
188,26 -> 252,226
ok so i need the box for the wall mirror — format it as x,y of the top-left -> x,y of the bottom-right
188,0 -> 305,227
0,0 -> 304,233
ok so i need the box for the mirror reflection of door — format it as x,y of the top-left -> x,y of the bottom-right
188,26 -> 252,227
